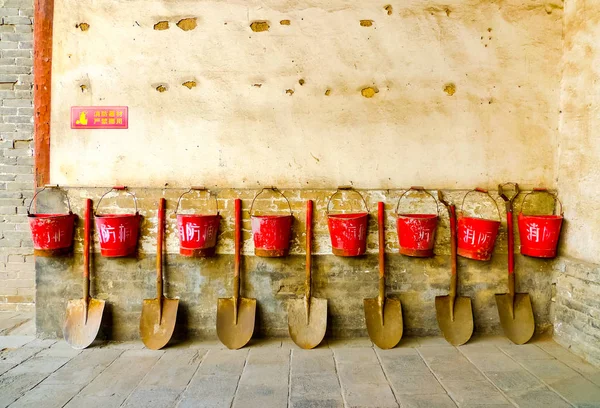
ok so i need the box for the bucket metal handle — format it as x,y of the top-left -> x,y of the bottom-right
460,187 -> 501,221
27,184 -> 73,215
520,188 -> 563,216
95,186 -> 138,216
326,185 -> 369,214
250,187 -> 292,216
395,186 -> 439,217
175,186 -> 219,215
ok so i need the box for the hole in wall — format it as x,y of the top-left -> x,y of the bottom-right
154,21 -> 169,30
177,18 -> 197,31
250,21 -> 270,32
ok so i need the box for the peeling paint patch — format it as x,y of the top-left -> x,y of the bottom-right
360,20 -> 374,27
153,21 -> 169,30
443,83 -> 456,96
176,18 -> 197,31
156,85 -> 167,93
361,87 -> 378,98
325,89 -> 331,96
280,20 -> 291,25
286,89 -> 294,96
384,5 -> 393,15
182,81 -> 196,89
76,23 -> 90,32
250,21 -> 270,32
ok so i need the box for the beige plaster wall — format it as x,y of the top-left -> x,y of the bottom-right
558,0 -> 600,264
50,0 -> 562,189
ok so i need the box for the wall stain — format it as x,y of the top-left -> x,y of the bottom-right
325,89 -> 331,96
360,20 -> 374,27
444,83 -> 456,96
76,23 -> 90,31
177,18 -> 197,31
156,85 -> 167,93
182,81 -> 196,89
253,83 -> 262,88
384,5 -> 393,15
298,79 -> 305,86
286,89 -> 294,96
80,84 -> 87,92
280,20 -> 291,25
154,21 -> 169,30
361,87 -> 378,98
250,21 -> 270,32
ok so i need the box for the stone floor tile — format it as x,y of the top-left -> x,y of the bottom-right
0,346 -> 42,365
100,341 -> 146,350
21,339 -> 57,349
538,341 -> 600,377
36,345 -> 82,358
232,383 -> 289,408
42,349 -> 123,385
131,349 -> 206,390
396,336 -> 420,348
0,372 -> 57,407
8,319 -> 35,336
417,336 -> 455,347
289,398 -> 344,408
518,358 -> 581,384
483,370 -> 545,395
0,335 -> 35,349
195,349 -> 248,376
247,338 -> 283,348
587,371 -> 600,387
242,364 -> 290,385
63,349 -> 163,408
499,344 -> 554,360
9,355 -> 71,375
327,338 -> 373,348
333,347 -> 379,364
247,347 -> 290,365
508,388 -> 573,408
123,388 -> 181,408
338,363 -> 389,385
292,349 -> 336,375
9,383 -> 84,408
177,395 -> 232,408
398,394 -> 458,408
386,372 -> 446,395
181,374 -> 240,404
0,362 -> 15,376
442,380 -> 510,406
549,375 -> 600,407
463,335 -> 513,347
376,347 -> 432,375
459,346 -> 522,372
290,373 -> 343,401
341,382 -> 399,408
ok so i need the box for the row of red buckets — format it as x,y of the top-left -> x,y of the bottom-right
28,186 -> 563,260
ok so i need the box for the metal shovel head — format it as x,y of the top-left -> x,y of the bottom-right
140,297 -> 179,350
495,293 -> 534,345
435,295 -> 474,346
63,298 -> 105,350
364,297 -> 403,349
287,297 -> 327,349
217,297 -> 256,350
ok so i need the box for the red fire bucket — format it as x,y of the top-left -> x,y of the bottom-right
250,187 -> 293,257
395,186 -> 439,257
176,187 -> 221,257
94,187 -> 140,258
27,185 -> 76,256
457,188 -> 501,261
327,186 -> 369,256
518,188 -> 563,258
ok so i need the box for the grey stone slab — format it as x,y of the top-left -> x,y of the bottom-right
459,346 -> 522,372
247,347 -> 290,365
8,319 -> 35,336
9,383 -> 84,408
289,398 -> 344,408
386,372 -> 446,395
518,358 -> 581,384
181,374 -> 239,404
9,355 -> 71,375
42,349 -> 123,385
290,373 -> 343,401
587,371 -> 600,387
0,318 -> 29,334
0,335 -> 34,348
483,370 -> 545,395
292,349 -> 336,375
100,341 -> 146,350
123,388 -> 181,408
195,349 -> 248,376
0,362 -> 15,376
417,336 -> 453,347
0,346 -> 41,364
442,380 -> 510,406
36,345 -> 82,358
338,363 -> 389,384
327,338 -> 373,348
232,383 -> 289,408
499,344 -> 554,360
64,349 -> 163,408
538,341 -> 600,377
333,347 -> 379,365
377,348 -> 432,375
21,339 -> 57,349
397,394 -> 458,408
177,396 -> 231,408
462,335 -> 513,347
550,375 -> 600,407
240,364 -> 290,385
0,371 -> 48,407
509,388 -> 573,408
426,360 -> 487,383
247,338 -> 283,348
133,349 -> 206,390
341,382 -> 398,408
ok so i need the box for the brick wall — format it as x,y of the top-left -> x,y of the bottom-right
0,0 -> 35,311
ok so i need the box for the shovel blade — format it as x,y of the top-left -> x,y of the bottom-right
495,293 -> 534,345
140,297 -> 179,350
435,295 -> 474,346
287,297 -> 327,349
217,297 -> 256,350
63,298 -> 105,350
364,297 -> 403,349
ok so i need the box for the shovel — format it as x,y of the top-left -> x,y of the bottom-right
496,183 -> 535,344
140,198 -> 179,350
217,198 -> 256,349
63,198 -> 105,349
364,201 -> 403,349
435,192 -> 474,346
288,200 -> 327,349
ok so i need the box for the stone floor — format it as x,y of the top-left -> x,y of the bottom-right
0,313 -> 600,408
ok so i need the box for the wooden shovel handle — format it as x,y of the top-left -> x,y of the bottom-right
449,205 -> 457,297
83,199 -> 92,302
234,199 -> 241,298
305,200 -> 312,300
156,198 -> 165,299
